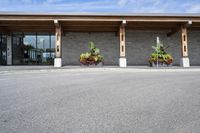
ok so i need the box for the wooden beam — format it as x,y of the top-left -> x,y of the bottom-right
0,26 -> 11,34
166,23 -> 181,37
167,21 -> 192,37
63,28 -> 117,32
0,24 -> 53,27
167,28 -> 179,37
8,29 -> 55,32
180,25 -> 188,57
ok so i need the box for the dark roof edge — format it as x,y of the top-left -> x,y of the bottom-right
0,12 -> 200,17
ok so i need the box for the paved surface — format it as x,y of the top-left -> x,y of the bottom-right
0,69 -> 200,133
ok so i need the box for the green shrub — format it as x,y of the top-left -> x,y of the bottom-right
149,42 -> 173,65
79,41 -> 104,65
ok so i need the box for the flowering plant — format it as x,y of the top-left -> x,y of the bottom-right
149,42 -> 173,66
79,41 -> 103,65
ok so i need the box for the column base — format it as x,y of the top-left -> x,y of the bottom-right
54,58 -> 62,67
180,57 -> 190,67
119,57 -> 127,67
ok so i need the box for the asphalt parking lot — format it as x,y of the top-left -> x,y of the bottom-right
0,69 -> 200,133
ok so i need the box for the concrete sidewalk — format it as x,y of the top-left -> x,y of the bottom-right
1,65 -> 200,74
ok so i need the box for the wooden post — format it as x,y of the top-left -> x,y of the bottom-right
54,20 -> 62,67
181,26 -> 188,57
119,20 -> 127,67
180,25 -> 190,67
119,25 -> 126,57
55,24 -> 62,58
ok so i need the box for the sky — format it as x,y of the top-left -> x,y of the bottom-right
0,0 -> 200,13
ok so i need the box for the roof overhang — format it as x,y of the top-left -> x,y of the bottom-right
0,12 -> 200,32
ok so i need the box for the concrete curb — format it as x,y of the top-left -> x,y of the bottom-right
1,67 -> 200,75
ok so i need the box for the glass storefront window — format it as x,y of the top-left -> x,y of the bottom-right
51,33 -> 55,59
37,33 -> 53,65
12,32 -> 55,65
12,33 -> 24,65
23,32 -> 37,64
0,33 -> 7,65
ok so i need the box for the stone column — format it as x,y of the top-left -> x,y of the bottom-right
119,20 -> 127,67
54,20 -> 62,67
7,33 -> 12,65
180,26 -> 190,67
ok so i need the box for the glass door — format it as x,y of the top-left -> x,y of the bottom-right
0,33 -> 7,65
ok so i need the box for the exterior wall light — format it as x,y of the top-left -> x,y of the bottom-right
188,20 -> 192,25
122,20 -> 126,24
54,19 -> 58,24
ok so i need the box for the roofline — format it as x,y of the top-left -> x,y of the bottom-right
0,12 -> 200,17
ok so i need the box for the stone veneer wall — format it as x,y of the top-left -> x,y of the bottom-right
62,31 -> 200,66
62,32 -> 119,65
126,31 -> 181,65
188,31 -> 200,65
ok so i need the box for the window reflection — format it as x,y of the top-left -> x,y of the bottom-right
12,32 -> 55,65
37,33 -> 54,64
51,33 -> 55,59
12,33 -> 24,64
0,33 -> 7,65
23,33 -> 37,64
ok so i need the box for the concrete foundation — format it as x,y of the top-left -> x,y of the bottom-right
180,57 -> 190,67
119,57 -> 127,67
54,58 -> 62,67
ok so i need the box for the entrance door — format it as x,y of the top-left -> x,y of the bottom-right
0,33 -> 7,65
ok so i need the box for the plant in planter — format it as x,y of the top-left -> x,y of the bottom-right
79,41 -> 104,66
149,42 -> 173,67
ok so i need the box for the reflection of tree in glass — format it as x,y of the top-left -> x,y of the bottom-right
23,35 -> 36,48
